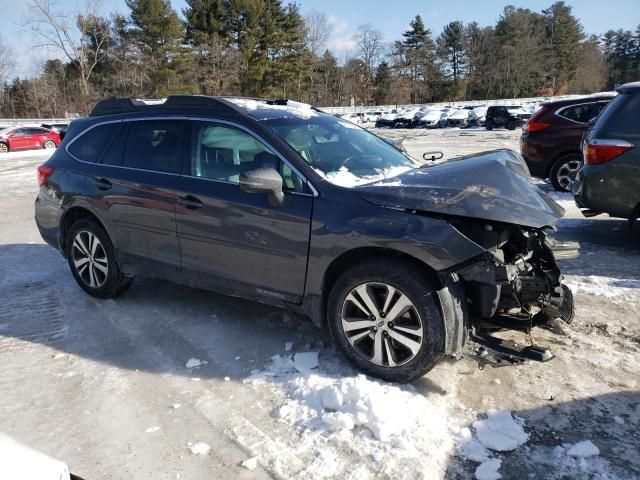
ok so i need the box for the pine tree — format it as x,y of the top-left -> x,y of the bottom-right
392,15 -> 438,103
542,1 -> 584,93
125,0 -> 190,95
374,62 -> 392,105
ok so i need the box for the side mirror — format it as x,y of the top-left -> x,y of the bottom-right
239,167 -> 284,207
423,151 -> 444,162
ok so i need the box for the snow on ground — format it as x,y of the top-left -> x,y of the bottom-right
0,133 -> 638,479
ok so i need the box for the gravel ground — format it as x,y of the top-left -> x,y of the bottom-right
0,129 -> 638,480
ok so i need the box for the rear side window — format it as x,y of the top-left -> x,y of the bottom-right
68,123 -> 120,163
557,103 -> 602,124
594,93 -> 640,138
122,120 -> 185,173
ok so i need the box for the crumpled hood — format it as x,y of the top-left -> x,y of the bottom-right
356,149 -> 564,228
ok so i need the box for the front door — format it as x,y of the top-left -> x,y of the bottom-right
174,120 -> 313,303
9,128 -> 30,150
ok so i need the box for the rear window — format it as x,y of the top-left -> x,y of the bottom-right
68,123 -> 120,163
557,103 -> 604,124
594,93 -> 640,138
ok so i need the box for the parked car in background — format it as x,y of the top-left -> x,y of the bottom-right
356,112 -> 371,123
394,109 -> 421,128
341,113 -> 361,125
573,82 -> 640,223
446,109 -> 470,127
486,106 -> 531,130
418,109 -> 443,128
521,94 -> 615,191
34,95 -> 575,382
42,123 -> 69,140
0,126 -> 60,153
463,107 -> 488,128
375,112 -> 397,128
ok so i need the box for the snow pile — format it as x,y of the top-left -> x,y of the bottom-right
474,458 -> 502,480
523,442 -> 614,479
566,440 -> 600,458
188,442 -> 210,455
472,410 -> 529,452
278,373 -> 450,443
455,410 -> 528,480
185,358 -> 208,369
564,275 -> 640,300
243,352 -> 456,479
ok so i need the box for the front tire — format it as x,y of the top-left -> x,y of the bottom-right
44,140 -> 56,149
66,219 -> 133,298
550,154 -> 582,192
327,259 -> 445,382
485,122 -> 493,131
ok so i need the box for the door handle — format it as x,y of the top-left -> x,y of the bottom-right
177,195 -> 203,209
94,178 -> 112,190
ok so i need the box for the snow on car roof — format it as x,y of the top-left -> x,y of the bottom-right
225,98 -> 317,120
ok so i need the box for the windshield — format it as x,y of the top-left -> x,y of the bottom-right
262,114 -> 420,187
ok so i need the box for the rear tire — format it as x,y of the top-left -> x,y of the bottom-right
507,119 -> 517,130
327,258 -> 445,382
66,219 -> 133,298
550,154 -> 582,192
44,140 -> 56,149
0,142 -> 8,153
485,122 -> 493,131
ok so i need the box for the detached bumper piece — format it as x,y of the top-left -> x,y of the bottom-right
470,331 -> 554,368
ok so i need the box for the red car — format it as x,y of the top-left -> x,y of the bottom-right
520,94 -> 614,191
0,126 -> 61,153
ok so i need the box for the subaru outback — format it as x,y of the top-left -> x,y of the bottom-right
35,96 -> 576,382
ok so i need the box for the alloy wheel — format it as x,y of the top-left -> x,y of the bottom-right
340,282 -> 424,367
0,143 -> 7,153
556,159 -> 582,191
44,140 -> 56,149
71,231 -> 109,288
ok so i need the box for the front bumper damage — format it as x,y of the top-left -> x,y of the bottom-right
441,225 -> 579,365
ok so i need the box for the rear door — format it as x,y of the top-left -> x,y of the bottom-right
74,119 -> 185,272
173,120 -> 313,303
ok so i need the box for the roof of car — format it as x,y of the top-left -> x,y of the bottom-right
617,81 -> 640,94
89,96 -> 321,121
541,93 -> 616,107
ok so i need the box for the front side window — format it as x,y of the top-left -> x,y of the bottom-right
122,120 -> 185,173
190,122 -> 307,192
261,115 -> 420,187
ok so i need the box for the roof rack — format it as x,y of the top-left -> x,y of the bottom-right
89,95 -> 243,117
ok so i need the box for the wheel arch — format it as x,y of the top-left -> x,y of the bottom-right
318,246 -> 444,326
59,206 -> 110,255
546,149 -> 582,177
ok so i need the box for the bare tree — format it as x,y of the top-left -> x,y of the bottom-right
25,0 -> 110,96
353,24 -> 384,104
304,10 -> 332,57
0,34 -> 16,110
0,35 -> 15,85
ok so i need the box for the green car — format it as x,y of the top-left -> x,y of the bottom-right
573,81 -> 640,225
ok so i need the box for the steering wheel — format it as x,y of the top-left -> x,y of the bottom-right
335,154 -> 381,171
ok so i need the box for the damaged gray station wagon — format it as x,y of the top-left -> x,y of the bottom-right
35,96 -> 578,382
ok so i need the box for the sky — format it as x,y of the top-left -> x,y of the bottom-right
1,0 -> 639,77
